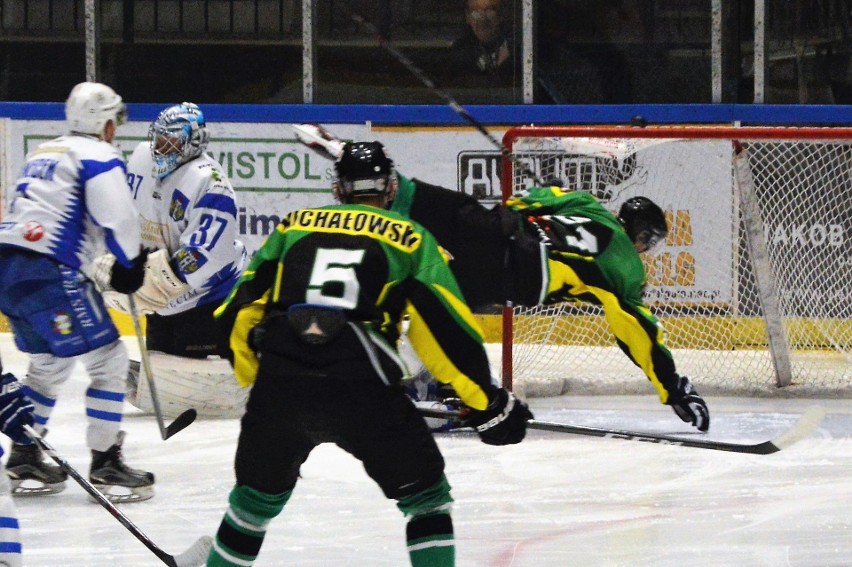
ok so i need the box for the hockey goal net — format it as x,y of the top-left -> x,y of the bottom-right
500,125 -> 852,399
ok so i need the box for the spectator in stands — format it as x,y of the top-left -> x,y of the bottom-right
450,0 -> 515,79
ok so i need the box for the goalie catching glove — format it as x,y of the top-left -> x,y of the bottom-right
91,248 -> 190,314
462,387 -> 533,445
666,374 -> 710,432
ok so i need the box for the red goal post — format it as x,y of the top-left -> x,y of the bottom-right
500,125 -> 852,399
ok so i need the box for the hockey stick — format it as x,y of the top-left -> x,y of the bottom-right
342,10 -> 545,187
23,425 -> 212,567
292,123 -> 346,161
128,296 -> 197,440
418,405 -> 826,455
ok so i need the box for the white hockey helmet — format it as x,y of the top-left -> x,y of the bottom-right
65,82 -> 127,137
148,102 -> 210,179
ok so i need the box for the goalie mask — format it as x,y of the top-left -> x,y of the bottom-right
148,102 -> 210,180
333,141 -> 398,204
618,196 -> 668,253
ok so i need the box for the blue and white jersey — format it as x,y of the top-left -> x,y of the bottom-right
126,142 -> 247,315
0,134 -> 141,270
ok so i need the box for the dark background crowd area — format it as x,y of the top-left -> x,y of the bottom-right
1,0 -> 851,105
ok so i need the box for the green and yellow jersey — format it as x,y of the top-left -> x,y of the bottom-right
215,203 -> 496,410
507,188 -> 678,403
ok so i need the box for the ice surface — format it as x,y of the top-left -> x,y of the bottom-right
1,334 -> 849,566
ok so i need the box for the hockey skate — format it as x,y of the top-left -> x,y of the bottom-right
6,438 -> 68,496
89,431 -> 155,503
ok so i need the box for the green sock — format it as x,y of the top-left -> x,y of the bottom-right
398,475 -> 455,567
207,484 -> 291,566
406,513 -> 455,567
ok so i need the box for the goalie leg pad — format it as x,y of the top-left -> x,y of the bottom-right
127,352 -> 248,419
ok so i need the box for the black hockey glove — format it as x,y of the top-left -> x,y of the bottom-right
109,248 -> 148,294
0,373 -> 35,444
463,387 -> 533,446
666,374 -> 710,432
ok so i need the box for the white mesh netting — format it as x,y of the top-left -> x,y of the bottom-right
502,126 -> 852,399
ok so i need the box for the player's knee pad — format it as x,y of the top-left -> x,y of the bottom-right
395,474 -> 454,519
26,353 -> 76,389
79,340 -> 128,386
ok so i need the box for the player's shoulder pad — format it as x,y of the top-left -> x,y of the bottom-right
197,158 -> 233,189
64,134 -> 123,162
180,158 -> 228,189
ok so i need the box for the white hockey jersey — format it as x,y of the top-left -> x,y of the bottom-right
125,142 -> 247,316
0,134 -> 141,270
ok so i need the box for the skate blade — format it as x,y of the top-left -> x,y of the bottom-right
10,478 -> 67,496
90,483 -> 155,504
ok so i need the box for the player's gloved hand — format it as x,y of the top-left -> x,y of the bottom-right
109,248 -> 149,294
248,321 -> 267,353
0,373 -> 35,444
90,253 -> 134,313
666,374 -> 710,432
90,253 -> 116,292
463,387 -> 533,446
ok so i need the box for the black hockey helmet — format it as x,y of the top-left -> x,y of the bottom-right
333,141 -> 398,204
617,196 -> 668,253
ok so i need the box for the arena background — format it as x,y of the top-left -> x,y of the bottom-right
2,103 -> 850,340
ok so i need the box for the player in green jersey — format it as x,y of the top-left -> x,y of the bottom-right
206,141 -> 532,567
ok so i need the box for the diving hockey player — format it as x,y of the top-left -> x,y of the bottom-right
0,82 -> 155,502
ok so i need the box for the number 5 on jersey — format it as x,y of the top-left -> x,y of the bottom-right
306,248 -> 365,308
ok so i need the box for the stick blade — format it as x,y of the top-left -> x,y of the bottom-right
164,408 -> 197,440
769,405 -> 826,451
171,535 -> 213,567
292,124 -> 345,160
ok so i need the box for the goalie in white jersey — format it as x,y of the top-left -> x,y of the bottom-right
0,82 -> 155,503
92,102 -> 249,418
